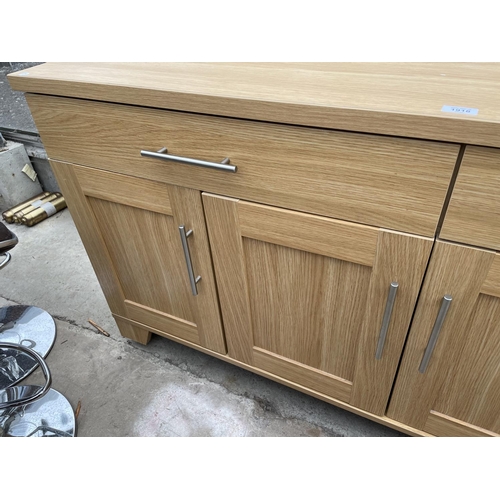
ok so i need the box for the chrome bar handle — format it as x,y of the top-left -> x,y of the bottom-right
419,295 -> 453,373
0,252 -> 11,270
141,147 -> 237,173
179,225 -> 201,296
375,282 -> 399,359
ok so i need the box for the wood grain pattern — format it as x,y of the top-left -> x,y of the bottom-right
113,315 -> 151,345
387,241 -> 496,429
238,201 -> 379,266
87,183 -> 225,354
245,237 -> 371,381
49,160 -> 128,318
26,94 -> 459,236
481,253 -> 500,298
433,294 -> 500,433
54,161 -> 226,352
204,194 -> 432,412
75,165 -> 172,216
124,300 -> 199,345
9,63 -> 500,147
424,411 -> 499,437
441,147 -> 500,250
113,313 -> 432,436
202,193 -> 254,364
19,64 -> 498,436
253,348 -> 352,402
167,185 -> 226,354
349,230 -> 433,415
89,196 -> 197,323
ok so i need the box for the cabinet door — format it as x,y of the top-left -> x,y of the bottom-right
203,194 -> 433,414
387,241 -> 500,436
51,161 -> 225,353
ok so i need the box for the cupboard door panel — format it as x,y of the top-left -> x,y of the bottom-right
349,230 -> 434,414
51,161 -> 225,353
245,237 -> 371,381
89,197 -> 197,323
203,194 -> 432,414
387,242 -> 500,436
430,293 -> 500,433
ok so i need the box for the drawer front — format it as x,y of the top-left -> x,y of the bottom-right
441,146 -> 500,250
28,94 -> 459,236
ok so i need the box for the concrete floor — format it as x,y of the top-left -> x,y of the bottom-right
0,207 -> 404,437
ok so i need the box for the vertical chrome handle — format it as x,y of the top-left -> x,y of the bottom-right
179,225 -> 201,296
375,282 -> 399,359
419,295 -> 452,373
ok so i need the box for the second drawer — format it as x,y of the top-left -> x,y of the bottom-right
441,146 -> 500,250
28,94 -> 459,236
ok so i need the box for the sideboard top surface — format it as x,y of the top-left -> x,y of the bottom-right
8,62 -> 500,147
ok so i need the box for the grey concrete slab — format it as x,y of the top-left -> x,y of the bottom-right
30,157 -> 60,193
0,140 -> 44,211
1,63 -> 60,193
0,209 -> 404,437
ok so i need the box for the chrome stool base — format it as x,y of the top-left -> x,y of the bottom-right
0,342 -> 75,438
0,305 -> 56,389
0,386 -> 76,437
0,222 -> 74,437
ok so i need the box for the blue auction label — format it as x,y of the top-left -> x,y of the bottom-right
441,105 -> 478,115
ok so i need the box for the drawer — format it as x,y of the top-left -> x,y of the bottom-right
441,146 -> 500,250
27,94 -> 459,236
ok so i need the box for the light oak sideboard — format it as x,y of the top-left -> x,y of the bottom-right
9,63 -> 500,437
